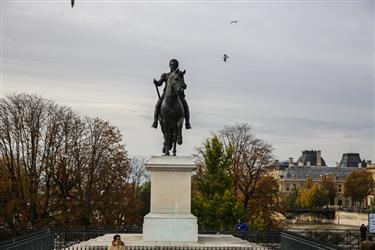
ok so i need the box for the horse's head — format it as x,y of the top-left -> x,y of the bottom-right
166,70 -> 187,97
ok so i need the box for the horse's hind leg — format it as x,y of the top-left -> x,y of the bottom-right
168,134 -> 173,150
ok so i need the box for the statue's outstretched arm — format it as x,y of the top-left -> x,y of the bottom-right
153,73 -> 167,87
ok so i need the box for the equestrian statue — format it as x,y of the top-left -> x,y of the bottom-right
152,59 -> 191,156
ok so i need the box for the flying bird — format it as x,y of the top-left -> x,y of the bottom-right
223,54 -> 230,62
71,0 -> 74,8
230,20 -> 238,24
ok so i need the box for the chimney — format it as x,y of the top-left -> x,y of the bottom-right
317,150 -> 322,166
288,158 -> 293,168
298,160 -> 304,167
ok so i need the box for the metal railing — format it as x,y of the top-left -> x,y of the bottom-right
0,230 -> 54,250
280,231 -> 345,250
0,227 -> 356,250
289,229 -> 360,249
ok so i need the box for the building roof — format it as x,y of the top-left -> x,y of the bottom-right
338,153 -> 363,168
268,160 -> 290,169
297,150 -> 326,166
283,166 -> 358,180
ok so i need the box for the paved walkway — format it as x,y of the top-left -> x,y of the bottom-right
69,233 -> 261,249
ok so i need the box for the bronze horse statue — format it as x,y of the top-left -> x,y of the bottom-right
159,70 -> 186,156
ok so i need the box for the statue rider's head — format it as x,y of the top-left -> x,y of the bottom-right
169,59 -> 179,71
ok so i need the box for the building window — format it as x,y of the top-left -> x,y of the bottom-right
286,184 -> 290,191
338,185 -> 342,193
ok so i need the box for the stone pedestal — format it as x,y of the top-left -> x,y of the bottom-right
143,156 -> 198,242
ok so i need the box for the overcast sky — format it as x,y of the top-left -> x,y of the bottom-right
2,0 -> 374,165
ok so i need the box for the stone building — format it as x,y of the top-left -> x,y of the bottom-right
280,166 -> 357,208
268,150 -> 372,210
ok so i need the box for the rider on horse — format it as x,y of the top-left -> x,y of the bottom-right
151,59 -> 191,130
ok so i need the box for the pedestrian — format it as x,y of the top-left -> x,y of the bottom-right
236,219 -> 249,239
108,234 -> 125,250
361,224 -> 368,242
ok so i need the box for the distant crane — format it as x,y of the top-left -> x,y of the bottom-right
223,54 -> 230,62
230,20 -> 239,24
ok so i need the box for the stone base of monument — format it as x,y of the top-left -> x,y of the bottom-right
66,157 -> 263,249
67,233 -> 261,249
143,213 -> 198,242
143,156 -> 199,242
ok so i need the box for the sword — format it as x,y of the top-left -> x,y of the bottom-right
155,83 -> 161,99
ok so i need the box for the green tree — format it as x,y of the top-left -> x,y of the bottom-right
285,188 -> 299,209
310,184 -> 329,208
321,177 -> 337,206
344,170 -> 374,208
248,212 -> 266,230
192,135 -> 243,230
137,181 -> 151,218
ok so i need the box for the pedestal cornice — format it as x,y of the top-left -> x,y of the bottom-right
146,156 -> 197,171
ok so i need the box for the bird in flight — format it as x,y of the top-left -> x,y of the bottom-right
230,20 -> 238,24
223,54 -> 230,62
71,0 -> 74,8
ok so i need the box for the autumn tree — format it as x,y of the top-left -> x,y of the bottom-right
304,177 -> 314,189
247,176 -> 285,229
192,135 -> 243,230
219,124 -> 274,216
344,170 -> 374,208
0,93 -> 137,228
297,184 -> 329,209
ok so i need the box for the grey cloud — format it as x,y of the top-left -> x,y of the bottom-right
3,1 -> 374,165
